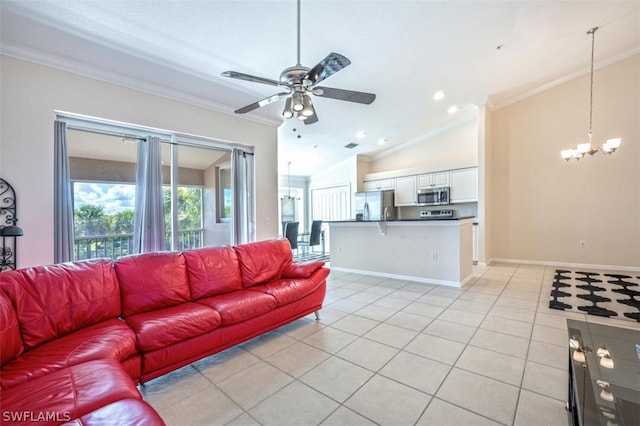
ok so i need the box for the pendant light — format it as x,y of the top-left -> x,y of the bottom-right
561,27 -> 621,161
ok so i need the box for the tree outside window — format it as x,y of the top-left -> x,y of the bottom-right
73,182 -> 203,259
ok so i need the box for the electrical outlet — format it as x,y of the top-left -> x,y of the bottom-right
431,252 -> 438,261
579,240 -> 586,248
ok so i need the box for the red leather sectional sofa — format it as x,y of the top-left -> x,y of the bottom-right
0,239 -> 329,425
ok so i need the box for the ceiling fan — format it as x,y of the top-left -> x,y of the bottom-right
221,0 -> 376,125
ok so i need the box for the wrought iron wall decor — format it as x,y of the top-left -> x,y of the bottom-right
1,178 -> 23,271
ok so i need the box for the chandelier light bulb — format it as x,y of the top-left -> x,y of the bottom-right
577,143 -> 591,154
602,138 -> 621,153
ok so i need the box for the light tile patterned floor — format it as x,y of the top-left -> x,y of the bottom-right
140,263 -> 638,426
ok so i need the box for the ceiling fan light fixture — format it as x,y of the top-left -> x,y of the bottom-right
220,0 -> 374,125
292,91 -> 304,112
282,97 -> 294,118
301,94 -> 314,116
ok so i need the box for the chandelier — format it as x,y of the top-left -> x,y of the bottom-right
561,27 -> 621,161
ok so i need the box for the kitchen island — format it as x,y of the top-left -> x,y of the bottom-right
328,217 -> 474,287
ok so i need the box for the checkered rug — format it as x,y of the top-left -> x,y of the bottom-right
549,270 -> 640,322
293,251 -> 330,263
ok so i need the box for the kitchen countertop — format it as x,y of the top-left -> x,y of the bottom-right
329,216 -> 475,223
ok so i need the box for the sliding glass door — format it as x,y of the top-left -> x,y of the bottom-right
66,127 -> 238,260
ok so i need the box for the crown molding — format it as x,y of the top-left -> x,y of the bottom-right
491,47 -> 640,111
0,42 -> 282,128
370,113 -> 478,162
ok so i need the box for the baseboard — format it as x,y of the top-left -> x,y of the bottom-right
489,257 -> 640,273
330,266 -> 473,288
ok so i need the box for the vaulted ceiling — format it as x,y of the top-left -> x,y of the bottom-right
1,1 -> 638,176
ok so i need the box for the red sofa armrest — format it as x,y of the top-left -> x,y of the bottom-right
281,260 -> 325,279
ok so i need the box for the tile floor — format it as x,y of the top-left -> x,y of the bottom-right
140,263 -> 638,426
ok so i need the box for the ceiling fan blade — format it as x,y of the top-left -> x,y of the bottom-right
234,92 -> 290,114
304,52 -> 351,86
312,86 -> 376,104
222,71 -> 286,88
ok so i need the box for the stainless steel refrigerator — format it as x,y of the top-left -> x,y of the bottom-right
354,190 -> 395,221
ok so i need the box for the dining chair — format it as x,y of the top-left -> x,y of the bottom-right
284,221 -> 299,251
298,220 -> 323,254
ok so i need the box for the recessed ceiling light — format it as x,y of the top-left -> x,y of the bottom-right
356,131 -> 367,139
378,138 -> 387,145
448,105 -> 458,114
433,91 -> 445,101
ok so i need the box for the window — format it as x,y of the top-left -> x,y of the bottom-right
66,123 -> 243,261
164,186 -> 203,251
73,182 -> 136,260
72,182 -> 204,259
219,166 -> 231,222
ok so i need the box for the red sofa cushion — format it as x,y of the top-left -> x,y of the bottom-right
115,251 -> 190,316
183,246 -> 242,299
0,259 -> 121,349
249,275 -> 327,307
62,399 -> 165,426
196,290 -> 277,325
0,290 -> 23,366
1,359 -> 141,426
282,260 -> 325,278
234,239 -> 292,287
0,318 -> 137,390
125,302 -> 222,351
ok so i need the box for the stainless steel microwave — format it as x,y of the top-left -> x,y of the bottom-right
417,187 -> 450,206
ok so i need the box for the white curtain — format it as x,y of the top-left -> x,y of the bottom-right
133,136 -> 166,253
53,120 -> 75,263
231,148 -> 255,245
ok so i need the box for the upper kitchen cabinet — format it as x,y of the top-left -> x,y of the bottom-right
394,175 -> 417,206
363,178 -> 394,192
450,167 -> 478,203
417,171 -> 449,188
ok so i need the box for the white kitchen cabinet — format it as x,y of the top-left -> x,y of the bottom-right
418,171 -> 449,188
450,167 -> 478,203
363,179 -> 393,192
394,176 -> 417,206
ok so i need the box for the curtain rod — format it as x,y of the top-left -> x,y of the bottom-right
65,123 -> 254,155
65,125 -> 174,143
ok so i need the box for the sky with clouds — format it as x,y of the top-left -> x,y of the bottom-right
74,182 -> 136,215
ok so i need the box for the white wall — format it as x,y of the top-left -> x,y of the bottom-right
490,54 -> 639,268
368,119 -> 479,173
310,154 -> 359,190
0,56 -> 279,268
